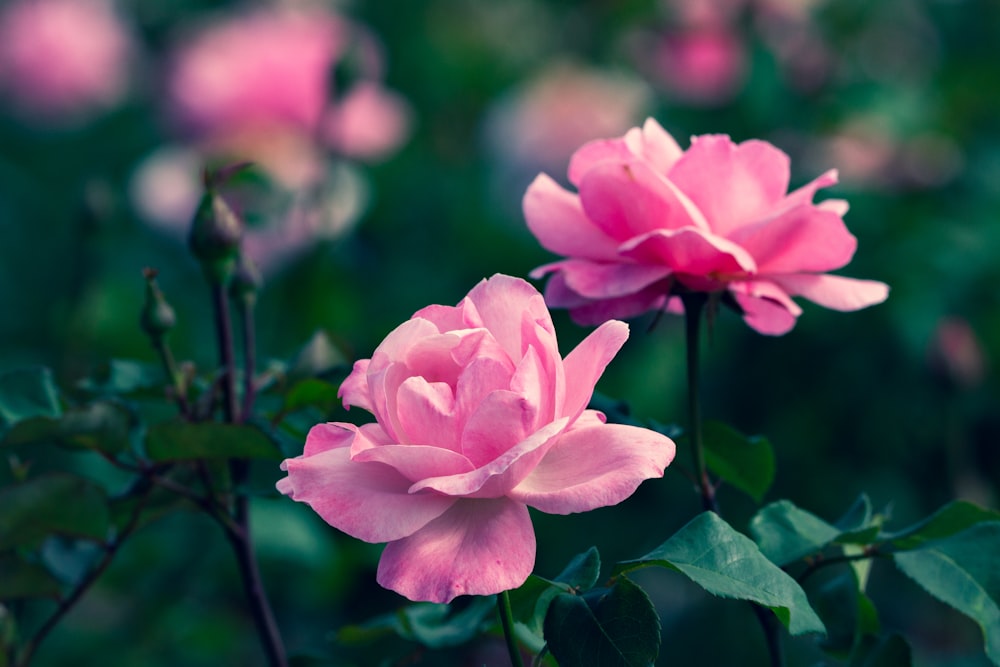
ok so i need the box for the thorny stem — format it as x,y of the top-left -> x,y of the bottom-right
238,297 -> 257,422
210,278 -> 287,667
498,590 -> 525,667
15,480 -> 152,667
210,284 -> 240,425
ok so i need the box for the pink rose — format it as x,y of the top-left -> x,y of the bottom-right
0,0 -> 133,122
167,8 -> 411,168
524,118 -> 889,335
277,275 -> 675,603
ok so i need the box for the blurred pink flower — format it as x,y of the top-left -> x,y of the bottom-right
0,0 -> 133,122
277,275 -> 675,602
524,118 -> 889,335
654,26 -> 746,105
168,7 -> 411,181
484,61 -> 652,176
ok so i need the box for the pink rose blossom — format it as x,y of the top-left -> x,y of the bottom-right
654,27 -> 746,106
277,275 -> 675,603
167,8 -> 411,172
0,0 -> 133,122
524,118 -> 889,335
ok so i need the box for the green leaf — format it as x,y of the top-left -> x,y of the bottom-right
398,597 -> 495,649
618,512 -> 825,636
2,402 -> 131,454
750,500 -> 841,566
555,546 -> 602,590
282,378 -> 340,414
850,633 -> 913,667
77,359 -> 163,396
0,367 -> 60,427
509,547 -> 601,635
886,501 -> 1000,550
836,494 -> 884,544
544,576 -> 660,667
701,420 -> 775,503
145,421 -> 282,461
0,552 -> 62,600
0,474 -> 109,550
893,522 -> 1000,666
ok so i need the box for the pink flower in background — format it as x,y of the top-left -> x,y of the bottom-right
0,0 -> 133,122
278,275 -> 675,602
654,27 -> 746,106
928,318 -> 987,390
484,61 -> 652,176
524,118 -> 889,335
168,7 -> 411,181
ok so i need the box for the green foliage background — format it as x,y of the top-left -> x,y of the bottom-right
1,0 -> 999,664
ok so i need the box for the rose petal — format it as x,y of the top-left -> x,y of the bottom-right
353,443 -> 474,482
395,376 -> 460,449
729,280 -> 802,335
561,320 -> 629,421
461,389 -> 538,467
338,359 -> 372,411
376,498 -> 535,603
668,135 -> 790,235
579,158 -> 709,241
278,445 -> 456,543
728,205 -> 857,274
523,173 -> 621,261
466,275 -> 553,363
510,423 -> 674,514
411,417 -> 569,498
567,117 -> 683,186
618,227 -> 757,286
771,273 -> 889,311
558,258 -> 674,300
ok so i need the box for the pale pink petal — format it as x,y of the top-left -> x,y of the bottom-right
403,332 -> 466,386
345,422 -> 396,457
627,118 -> 685,175
578,159 -> 708,241
729,280 -> 802,336
567,136 -> 637,186
567,118 -> 683,185
728,205 -> 857,273
377,498 -> 535,603
509,344 -> 552,426
338,358 -> 372,410
466,275 -> 552,363
300,421 -> 353,456
410,417 -> 569,498
369,318 -> 442,372
510,423 -> 674,514
278,446 -> 456,543
771,274 -> 889,311
523,173 -> 621,261
618,228 -> 757,286
561,320 -> 629,421
540,272 -> 669,325
453,352 -> 517,426
461,390 -> 538,467
667,135 -> 790,235
766,168 -> 839,218
353,444 -> 474,482
368,362 -> 410,443
411,303 -> 468,332
394,376 -> 459,449
557,259 -> 673,300
818,199 -> 849,216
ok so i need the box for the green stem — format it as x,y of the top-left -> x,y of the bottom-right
680,292 -> 716,513
497,590 -> 525,667
239,298 -> 257,421
154,338 -> 189,417
210,284 -> 239,424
